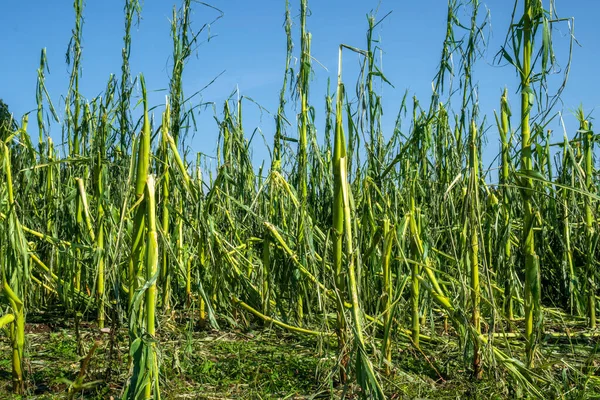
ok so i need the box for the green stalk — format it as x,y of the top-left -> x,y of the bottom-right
333,48 -> 348,381
185,253 -> 192,305
381,218 -> 393,375
75,180 -> 84,293
0,314 -> 15,329
336,45 -> 384,399
35,48 -> 58,156
179,198 -> 187,305
169,0 -> 193,144
120,0 -> 140,153
457,0 -> 479,158
96,198 -> 105,329
4,283 -> 24,394
409,184 -> 420,347
129,75 -> 151,309
94,161 -> 105,328
232,297 -> 332,337
75,178 -> 96,242
261,230 -> 271,316
144,175 -> 159,399
294,0 -> 312,324
94,90 -> 110,329
1,138 -> 29,395
66,0 -> 83,156
263,1 -> 293,318
520,0 -> 541,367
36,49 -> 45,152
580,114 -> 595,328
169,2 -> 194,309
74,177 -> 93,313
561,136 -> 577,315
272,0 -> 292,170
160,101 -> 171,309
29,253 -> 91,303
497,88 -> 514,321
468,120 -> 482,379
297,0 -> 311,205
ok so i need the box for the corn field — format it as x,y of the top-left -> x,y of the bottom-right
0,0 -> 599,398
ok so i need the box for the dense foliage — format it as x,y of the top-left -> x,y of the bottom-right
0,0 -> 598,398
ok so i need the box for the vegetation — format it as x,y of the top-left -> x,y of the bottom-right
0,0 -> 599,398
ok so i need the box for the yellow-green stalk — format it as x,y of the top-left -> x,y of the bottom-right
95,169 -> 106,328
261,229 -> 271,316
75,180 -> 84,292
67,0 -> 83,156
294,0 -> 312,324
468,120 -> 482,379
4,283 -> 24,394
561,135 -> 577,315
160,100 -> 172,309
498,89 -> 514,321
186,254 -> 193,305
75,178 -> 96,242
409,185 -> 420,347
144,174 -> 159,399
179,199 -> 187,305
381,217 -> 394,375
1,138 -> 28,394
119,0 -> 140,152
0,314 -> 15,329
581,116 -> 595,328
297,0 -> 311,205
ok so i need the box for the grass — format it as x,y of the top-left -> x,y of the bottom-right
7,311 -> 597,399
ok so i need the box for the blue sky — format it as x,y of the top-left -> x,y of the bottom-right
1,1 -> 598,179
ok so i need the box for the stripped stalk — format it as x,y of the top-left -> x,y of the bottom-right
520,0 -> 542,367
409,184 -> 420,347
66,0 -> 83,156
497,88 -> 515,321
129,75 -> 151,309
333,48 -> 348,381
119,0 -> 141,153
579,112 -> 596,328
294,0 -> 312,324
335,44 -> 385,399
160,100 -> 171,309
381,218 -> 394,375
144,175 -> 159,399
561,135 -> 577,315
468,120 -> 482,379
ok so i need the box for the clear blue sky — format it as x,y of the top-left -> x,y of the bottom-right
1,1 -> 598,178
